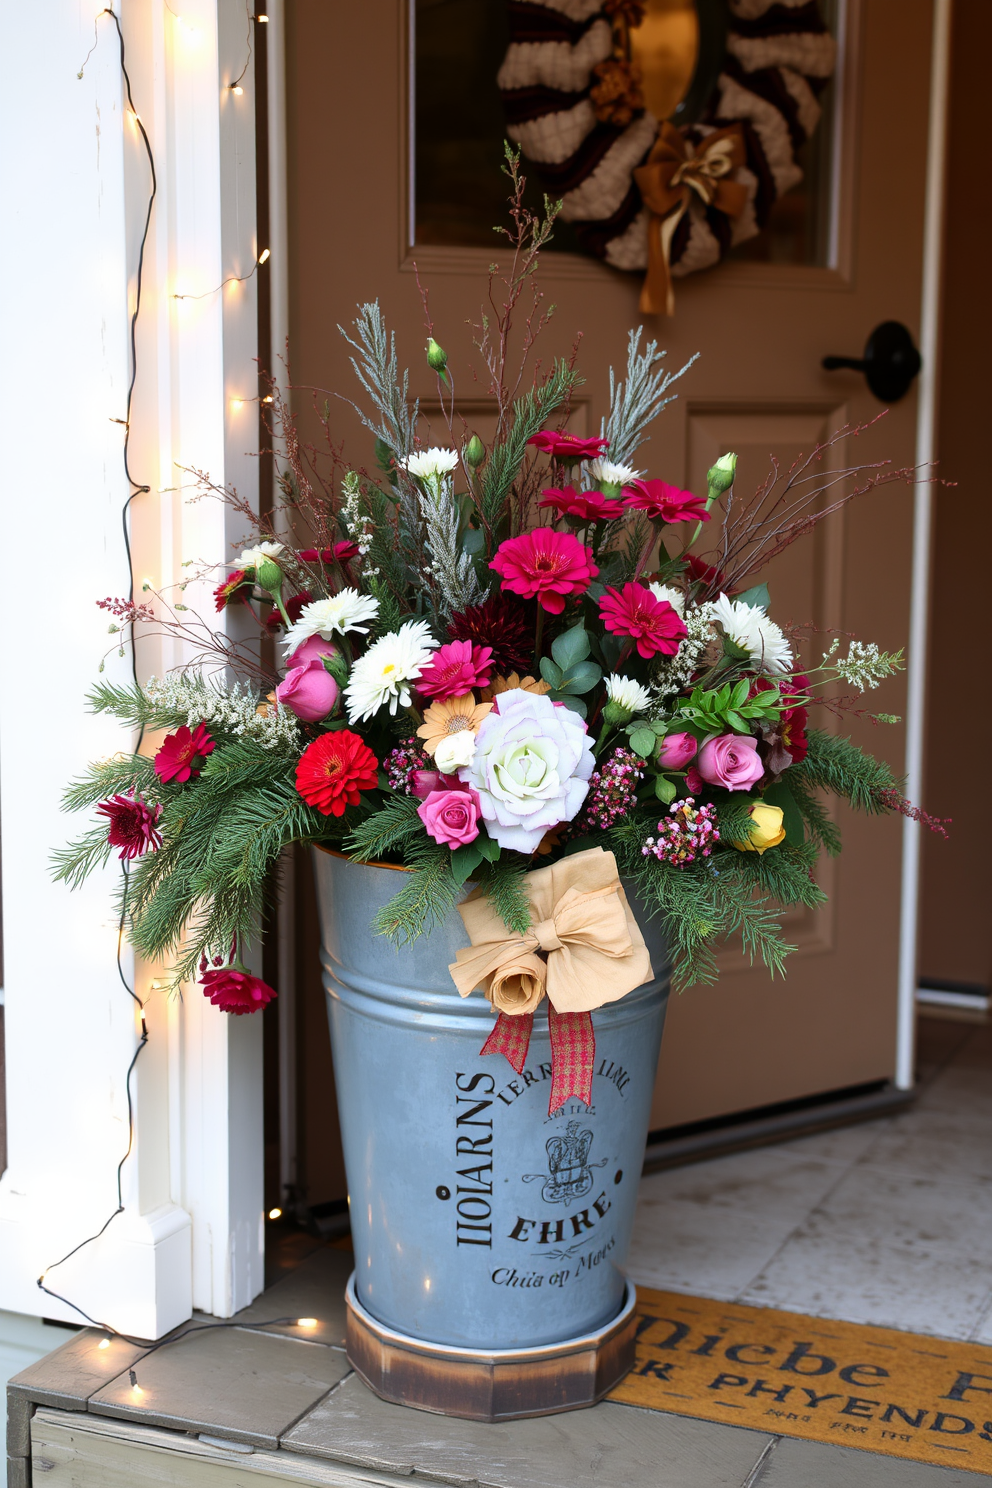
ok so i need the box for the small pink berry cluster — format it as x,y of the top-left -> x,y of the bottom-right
581,748 -> 645,830
384,736 -> 430,793
642,798 -> 720,866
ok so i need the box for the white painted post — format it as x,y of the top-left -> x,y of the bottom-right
0,0 -> 264,1335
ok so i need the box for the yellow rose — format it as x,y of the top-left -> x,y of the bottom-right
734,802 -> 786,854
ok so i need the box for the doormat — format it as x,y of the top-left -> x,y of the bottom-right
608,1288 -> 992,1473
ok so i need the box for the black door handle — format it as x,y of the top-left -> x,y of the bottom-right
822,321 -> 921,402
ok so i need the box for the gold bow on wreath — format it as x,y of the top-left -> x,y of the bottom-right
633,121 -> 749,316
448,847 -> 653,1114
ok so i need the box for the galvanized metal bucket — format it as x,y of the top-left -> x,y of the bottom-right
313,848 -> 669,1353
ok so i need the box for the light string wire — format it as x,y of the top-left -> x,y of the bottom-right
37,4 -> 155,1332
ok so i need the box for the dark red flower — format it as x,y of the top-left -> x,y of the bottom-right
447,594 -> 534,674
200,965 -> 277,1015
683,553 -> 729,594
154,723 -> 216,783
295,731 -> 379,816
625,479 -> 710,524
300,541 -> 360,565
538,486 -> 625,522
265,591 -> 312,633
598,582 -> 687,660
527,431 -> 610,462
96,793 -> 162,860
214,570 -> 253,612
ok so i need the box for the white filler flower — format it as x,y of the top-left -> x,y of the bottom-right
587,457 -> 642,489
605,675 -> 653,716
345,619 -> 438,722
400,447 -> 459,483
709,593 -> 792,675
648,582 -> 686,615
240,540 -> 284,568
283,590 -> 380,651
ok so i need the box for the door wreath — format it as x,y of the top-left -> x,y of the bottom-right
497,0 -> 836,312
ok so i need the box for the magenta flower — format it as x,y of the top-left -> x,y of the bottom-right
154,722 -> 216,783
538,486 -> 625,522
417,784 -> 482,847
527,431 -> 609,462
200,964 -> 277,1015
598,582 -> 687,659
697,734 -> 765,791
417,639 -> 494,700
490,529 -> 598,615
96,793 -> 163,861
624,479 -> 710,524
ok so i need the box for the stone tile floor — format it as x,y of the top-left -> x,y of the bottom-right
10,1015 -> 990,1487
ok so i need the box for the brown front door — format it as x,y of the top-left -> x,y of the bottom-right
285,0 -> 933,1132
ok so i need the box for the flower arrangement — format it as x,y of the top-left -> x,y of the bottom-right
57,172 -> 940,1017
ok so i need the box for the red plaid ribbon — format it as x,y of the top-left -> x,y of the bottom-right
479,1005 -> 596,1115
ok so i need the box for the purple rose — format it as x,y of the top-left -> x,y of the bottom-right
657,731 -> 698,769
697,734 -> 764,791
418,786 -> 482,848
275,658 -> 339,722
286,635 -> 339,670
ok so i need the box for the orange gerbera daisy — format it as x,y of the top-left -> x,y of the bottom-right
416,693 -> 492,757
479,673 -> 552,703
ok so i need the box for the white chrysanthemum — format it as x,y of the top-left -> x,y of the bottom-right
587,457 -> 642,488
709,593 -> 792,675
240,540 -> 284,568
345,620 -> 439,722
283,590 -> 380,651
649,582 -> 685,615
605,674 -> 652,715
400,447 -> 459,482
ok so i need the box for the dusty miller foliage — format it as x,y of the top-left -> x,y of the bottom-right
598,330 -> 697,471
420,474 -> 485,618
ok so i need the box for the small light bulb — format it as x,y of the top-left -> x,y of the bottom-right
230,397 -> 244,410
261,395 -> 274,404
257,248 -> 270,265
98,1338 -> 111,1350
131,1383 -> 144,1397
267,1207 -> 282,1220
230,84 -> 244,96
297,1317 -> 318,1329
257,13 -> 269,21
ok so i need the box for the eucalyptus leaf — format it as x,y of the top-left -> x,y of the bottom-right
551,694 -> 587,717
600,632 -> 624,671
539,656 -> 563,687
735,583 -> 770,612
551,623 -> 591,670
557,659 -> 602,695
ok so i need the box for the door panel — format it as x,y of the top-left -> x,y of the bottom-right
285,0 -> 932,1130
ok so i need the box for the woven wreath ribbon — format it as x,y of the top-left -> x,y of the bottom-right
448,847 -> 653,1115
633,122 -> 748,316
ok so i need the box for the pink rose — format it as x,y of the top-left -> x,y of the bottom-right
286,635 -> 339,670
275,659 -> 339,722
697,734 -> 764,791
418,786 -> 482,848
657,731 -> 698,769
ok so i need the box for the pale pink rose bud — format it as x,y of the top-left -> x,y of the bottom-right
275,659 -> 339,722
656,731 -> 698,769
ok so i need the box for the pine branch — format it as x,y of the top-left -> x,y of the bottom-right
374,840 -> 459,945
798,729 -> 900,814
345,794 -> 425,863
789,770 -> 842,854
61,755 -> 160,814
51,826 -> 116,890
480,361 -> 583,531
482,858 -> 532,935
600,330 -> 696,468
338,302 -> 416,461
86,680 -> 187,733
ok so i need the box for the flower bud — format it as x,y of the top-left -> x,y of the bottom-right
706,452 -> 737,498
257,558 -> 283,593
602,699 -> 633,727
427,337 -> 448,374
464,433 -> 486,469
733,802 -> 786,855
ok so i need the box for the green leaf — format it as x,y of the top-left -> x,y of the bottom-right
655,775 -> 677,804
600,632 -> 624,670
736,583 -> 770,612
556,659 -> 602,695
762,780 -> 805,845
462,527 -> 486,557
723,637 -> 751,662
551,623 -> 591,671
540,656 -> 563,687
629,727 -> 656,758
552,695 -> 587,717
476,830 -> 501,863
451,843 -> 485,886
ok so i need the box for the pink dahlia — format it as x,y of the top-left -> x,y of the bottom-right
599,582 -> 687,659
538,486 -> 625,522
625,479 -> 710,524
417,639 -> 494,700
96,793 -> 163,861
490,529 -> 598,615
527,431 -> 609,462
200,964 -> 277,1015
154,722 -> 216,783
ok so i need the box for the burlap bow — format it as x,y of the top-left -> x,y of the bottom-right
633,122 -> 748,316
448,847 -> 653,1113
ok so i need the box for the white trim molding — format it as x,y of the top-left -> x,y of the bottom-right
0,0 -> 264,1336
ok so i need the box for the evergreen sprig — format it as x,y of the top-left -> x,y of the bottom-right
60,754 -> 160,815
345,794 -> 425,863
798,729 -> 901,814
480,362 -> 583,531
482,858 -> 532,936
373,839 -> 459,944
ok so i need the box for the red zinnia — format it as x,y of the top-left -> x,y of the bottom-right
527,431 -> 610,462
447,593 -> 534,675
295,731 -> 379,816
598,582 -> 687,659
490,529 -> 598,615
96,793 -> 163,860
300,542 -> 360,565
214,569 -> 253,612
417,640 -> 494,700
538,486 -> 625,522
625,479 -> 710,524
154,722 -> 216,783
200,965 -> 277,1015
266,591 -> 312,633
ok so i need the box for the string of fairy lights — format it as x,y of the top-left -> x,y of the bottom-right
37,5 -> 316,1374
